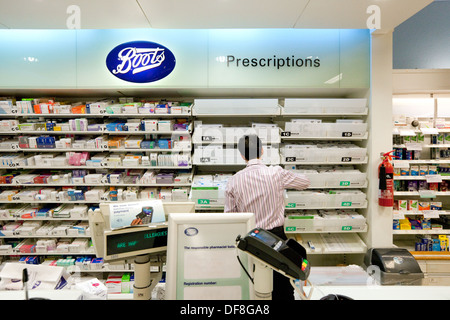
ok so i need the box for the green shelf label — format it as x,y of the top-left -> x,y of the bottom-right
339,181 -> 351,186
286,203 -> 296,208
285,226 -> 296,232
341,201 -> 352,207
342,226 -> 353,231
198,199 -> 210,204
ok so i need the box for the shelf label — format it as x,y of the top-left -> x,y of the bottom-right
341,226 -> 352,231
399,129 -> 416,136
285,226 -> 296,232
393,160 -> 410,168
341,157 -> 352,162
285,157 -> 297,162
339,181 -> 351,186
406,142 -> 422,151
421,128 -> 439,135
423,210 -> 440,218
342,132 -> 353,137
201,136 -> 214,142
393,211 -> 405,220
281,131 -> 291,137
200,157 -> 211,163
426,175 -> 443,183
341,201 -> 352,207
418,190 -> 437,198
286,203 -> 296,208
198,199 -> 210,205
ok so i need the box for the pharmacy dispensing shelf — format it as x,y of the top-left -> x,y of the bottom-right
280,133 -> 368,141
0,200 -> 192,204
2,113 -> 191,118
282,98 -> 368,116
394,191 -> 450,196
393,211 -> 450,218
284,204 -> 368,210
0,147 -> 192,153
0,130 -> 191,135
306,181 -> 368,189
280,158 -> 368,165
0,165 -> 192,170
394,176 -> 450,180
0,235 -> 91,239
0,250 -> 95,256
394,143 -> 450,149
192,98 -> 281,117
393,230 -> 450,235
0,217 -> 88,221
393,127 -> 450,135
192,126 -> 281,145
286,233 -> 368,255
394,160 -> 450,165
5,183 -> 193,187
280,109 -> 368,117
284,225 -> 367,234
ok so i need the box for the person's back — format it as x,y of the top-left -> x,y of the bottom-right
224,134 -> 310,300
225,158 -> 309,229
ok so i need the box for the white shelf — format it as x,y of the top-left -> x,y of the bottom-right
394,176 -> 450,180
0,217 -> 88,221
393,229 -> 450,235
281,158 -> 368,165
285,225 -> 367,233
393,210 -> 450,216
1,147 -> 191,153
0,234 -> 90,238
286,233 -> 368,255
307,182 -> 368,189
281,132 -> 368,141
394,159 -> 450,165
0,200 -> 191,204
280,108 -> 368,117
284,204 -> 368,210
394,191 -> 450,196
4,183 -> 192,187
0,165 -> 192,170
0,250 -> 95,256
5,113 -> 191,118
7,130 -> 190,135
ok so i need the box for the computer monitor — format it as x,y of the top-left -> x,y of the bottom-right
103,224 -> 168,261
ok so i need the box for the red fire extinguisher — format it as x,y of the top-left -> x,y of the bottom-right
378,151 -> 394,207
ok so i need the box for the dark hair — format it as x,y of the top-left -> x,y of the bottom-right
238,134 -> 262,161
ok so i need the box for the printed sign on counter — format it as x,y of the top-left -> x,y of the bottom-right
109,200 -> 165,229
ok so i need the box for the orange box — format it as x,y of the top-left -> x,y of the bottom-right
71,105 -> 86,114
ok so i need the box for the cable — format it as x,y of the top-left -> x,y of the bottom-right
236,248 -> 254,284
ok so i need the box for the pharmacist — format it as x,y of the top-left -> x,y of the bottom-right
224,134 -> 310,300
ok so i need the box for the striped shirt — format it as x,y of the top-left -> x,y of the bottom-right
224,159 -> 310,230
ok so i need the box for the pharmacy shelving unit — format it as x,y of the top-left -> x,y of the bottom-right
391,85 -> 450,288
189,98 -> 370,265
276,98 -> 369,262
0,101 -> 195,277
191,99 -> 282,212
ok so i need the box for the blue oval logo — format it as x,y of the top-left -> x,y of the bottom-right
106,40 -> 176,83
184,227 -> 198,236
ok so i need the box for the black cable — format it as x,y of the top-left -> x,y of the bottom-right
236,253 -> 254,284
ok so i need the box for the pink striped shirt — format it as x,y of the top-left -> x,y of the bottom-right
224,159 -> 310,230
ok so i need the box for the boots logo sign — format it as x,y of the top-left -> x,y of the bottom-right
106,40 -> 176,83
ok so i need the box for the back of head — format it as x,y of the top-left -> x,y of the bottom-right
238,134 -> 262,161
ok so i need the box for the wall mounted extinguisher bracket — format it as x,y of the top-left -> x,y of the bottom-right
378,151 -> 395,207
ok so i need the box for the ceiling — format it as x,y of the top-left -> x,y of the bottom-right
0,0 -> 433,31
